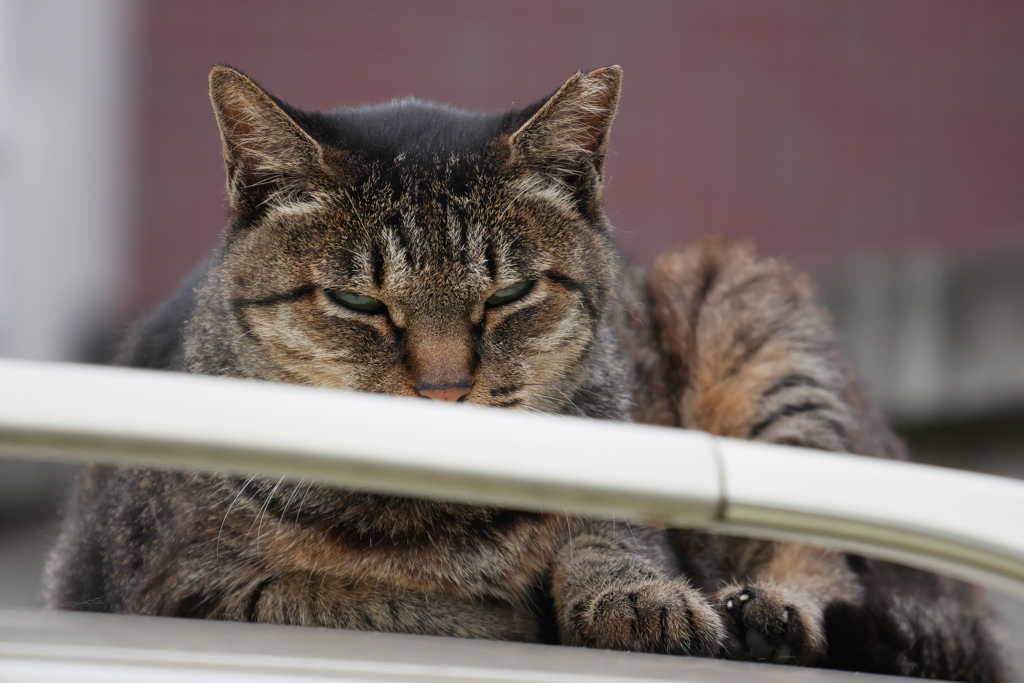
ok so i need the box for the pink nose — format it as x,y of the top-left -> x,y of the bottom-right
418,384 -> 471,402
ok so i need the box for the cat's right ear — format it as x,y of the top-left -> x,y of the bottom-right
209,66 -> 330,220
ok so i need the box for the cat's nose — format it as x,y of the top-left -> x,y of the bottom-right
407,329 -> 475,402
417,383 -> 472,402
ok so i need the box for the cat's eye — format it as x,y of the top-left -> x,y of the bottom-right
328,289 -> 384,313
486,280 -> 533,307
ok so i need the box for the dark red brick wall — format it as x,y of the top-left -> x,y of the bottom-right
131,0 -> 1024,312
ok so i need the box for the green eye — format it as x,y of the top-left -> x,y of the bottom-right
328,290 -> 384,312
486,280 -> 533,306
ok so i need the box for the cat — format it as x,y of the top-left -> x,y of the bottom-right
43,65 -> 1010,681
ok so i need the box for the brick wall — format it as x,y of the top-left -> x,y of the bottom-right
131,0 -> 1024,311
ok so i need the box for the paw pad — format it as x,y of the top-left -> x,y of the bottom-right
714,584 -> 817,665
726,590 -> 752,611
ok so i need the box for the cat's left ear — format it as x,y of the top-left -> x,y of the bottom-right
209,66 -> 335,221
506,66 -> 622,201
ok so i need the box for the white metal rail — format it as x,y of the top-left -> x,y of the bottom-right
0,358 -> 1022,599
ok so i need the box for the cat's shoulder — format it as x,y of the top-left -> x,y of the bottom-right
115,251 -> 219,371
646,239 -> 814,311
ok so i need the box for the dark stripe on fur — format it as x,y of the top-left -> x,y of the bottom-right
388,213 -> 416,269
485,240 -> 499,282
231,285 -> 317,309
763,374 -> 821,398
544,271 -> 598,319
244,577 -> 275,622
747,402 -> 827,440
695,260 -> 719,308
493,398 -> 522,407
370,244 -> 385,288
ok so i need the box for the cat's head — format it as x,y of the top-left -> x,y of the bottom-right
207,65 -> 624,415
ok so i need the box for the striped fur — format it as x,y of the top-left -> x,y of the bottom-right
619,241 -> 1008,679
44,66 -> 1009,681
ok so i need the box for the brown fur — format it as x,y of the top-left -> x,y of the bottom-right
43,66 -> 1010,681
620,240 -> 1007,678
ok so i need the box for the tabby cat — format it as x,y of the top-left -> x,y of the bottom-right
44,65 -> 1009,681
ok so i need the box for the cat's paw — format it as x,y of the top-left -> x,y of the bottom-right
713,583 -> 823,665
566,579 -> 724,656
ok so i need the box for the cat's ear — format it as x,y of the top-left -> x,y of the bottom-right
209,66 -> 328,218
507,66 -> 622,197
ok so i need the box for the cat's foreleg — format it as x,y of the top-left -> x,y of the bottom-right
641,241 -> 882,665
550,520 -> 724,656
221,571 -> 543,642
710,543 -> 861,666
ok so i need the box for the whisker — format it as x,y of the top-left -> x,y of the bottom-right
295,478 -> 317,522
623,518 -> 639,546
251,476 -> 286,558
278,478 -> 305,531
217,473 -> 260,559
531,391 -> 586,417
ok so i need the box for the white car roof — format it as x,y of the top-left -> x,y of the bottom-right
0,608 -> 899,683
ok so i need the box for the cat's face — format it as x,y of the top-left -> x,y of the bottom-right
210,66 -> 622,415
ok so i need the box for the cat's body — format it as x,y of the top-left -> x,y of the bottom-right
44,66 -> 1009,681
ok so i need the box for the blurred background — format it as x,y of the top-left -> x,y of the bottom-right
0,0 -> 1021,668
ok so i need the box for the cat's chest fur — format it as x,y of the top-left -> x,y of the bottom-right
210,481 -> 575,600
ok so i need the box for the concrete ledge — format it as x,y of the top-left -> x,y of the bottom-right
822,251 -> 1024,425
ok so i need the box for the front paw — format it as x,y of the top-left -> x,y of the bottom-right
564,579 -> 725,656
714,583 -> 823,665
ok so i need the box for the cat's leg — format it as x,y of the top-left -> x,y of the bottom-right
637,241 -> 891,665
640,240 -> 904,460
216,571 -> 544,642
668,530 -> 861,666
710,542 -> 860,666
551,520 -> 725,656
